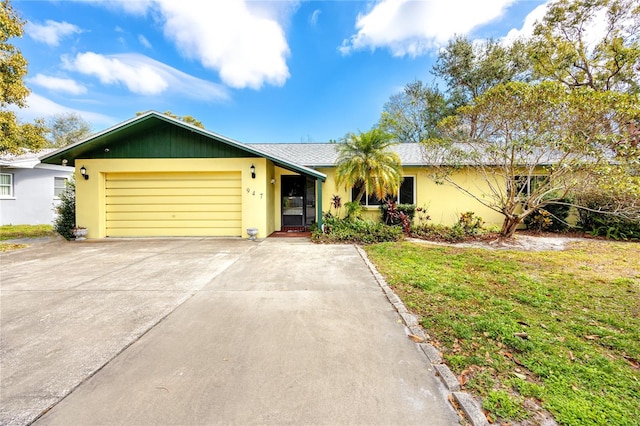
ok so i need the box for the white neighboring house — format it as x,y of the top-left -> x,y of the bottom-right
0,149 -> 74,226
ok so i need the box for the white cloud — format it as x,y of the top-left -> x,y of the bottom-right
503,2 -> 549,44
27,74 -> 88,95
156,0 -> 291,89
138,34 -> 152,48
10,93 -> 114,128
502,1 -> 610,49
340,0 -> 517,57
25,20 -> 82,47
310,9 -> 321,26
62,52 -> 229,101
75,0 -> 293,89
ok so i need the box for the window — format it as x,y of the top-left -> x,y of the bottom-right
0,173 -> 13,198
54,177 -> 67,198
352,176 -> 415,206
514,175 -> 545,197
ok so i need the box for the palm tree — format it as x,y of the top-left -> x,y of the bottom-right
335,128 -> 403,204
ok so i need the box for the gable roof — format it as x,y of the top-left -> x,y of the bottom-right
39,111 -> 326,181
249,142 -> 427,167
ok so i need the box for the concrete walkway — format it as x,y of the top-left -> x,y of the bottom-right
1,238 -> 460,425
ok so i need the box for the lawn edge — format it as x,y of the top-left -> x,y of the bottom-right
355,244 -> 489,426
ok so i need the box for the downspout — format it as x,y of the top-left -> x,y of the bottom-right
316,178 -> 323,230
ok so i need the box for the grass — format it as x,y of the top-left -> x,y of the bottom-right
365,240 -> 640,425
0,224 -> 55,251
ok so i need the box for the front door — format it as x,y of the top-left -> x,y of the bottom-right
281,175 -> 316,229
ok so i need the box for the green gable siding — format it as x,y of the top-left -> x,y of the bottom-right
40,112 -> 325,181
83,122 -> 257,160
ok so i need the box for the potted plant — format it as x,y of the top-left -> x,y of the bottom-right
72,226 -> 88,240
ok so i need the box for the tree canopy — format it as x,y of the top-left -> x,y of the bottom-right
529,0 -> 640,93
334,129 -> 403,204
1,0 -> 48,155
378,80 -> 450,144
432,36 -> 530,109
47,113 -> 93,148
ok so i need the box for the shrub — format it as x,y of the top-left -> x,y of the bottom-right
53,179 -> 76,240
575,191 -> 640,240
313,216 -> 403,244
381,200 -> 413,234
411,223 -> 466,242
457,211 -> 484,235
380,202 -> 415,224
343,201 -> 363,220
524,199 -> 573,232
411,212 -> 488,242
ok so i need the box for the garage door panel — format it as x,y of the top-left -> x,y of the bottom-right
107,172 -> 237,180
106,203 -> 241,213
106,187 -> 241,197
105,227 -> 240,237
106,195 -> 242,206
105,172 -> 242,237
107,179 -> 240,190
107,211 -> 242,221
106,220 -> 242,229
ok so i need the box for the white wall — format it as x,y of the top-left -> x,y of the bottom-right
0,166 -> 73,225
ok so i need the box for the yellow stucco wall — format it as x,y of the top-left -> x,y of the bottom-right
76,158 -> 509,239
75,158 -> 272,239
317,166 -> 506,227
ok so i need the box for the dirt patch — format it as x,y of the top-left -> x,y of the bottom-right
408,233 -> 592,251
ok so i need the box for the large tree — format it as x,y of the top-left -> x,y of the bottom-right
47,112 -> 93,148
432,36 -> 530,109
424,81 -> 640,237
529,0 -> 640,94
335,128 -> 403,204
378,80 -> 450,144
1,0 -> 47,155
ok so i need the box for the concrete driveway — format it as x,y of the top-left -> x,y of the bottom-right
1,237 -> 460,425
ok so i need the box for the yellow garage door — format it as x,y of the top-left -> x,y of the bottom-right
105,172 -> 242,237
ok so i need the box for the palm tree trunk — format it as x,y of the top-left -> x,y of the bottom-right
355,186 -> 367,204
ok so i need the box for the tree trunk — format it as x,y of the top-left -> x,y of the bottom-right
500,216 -> 522,238
354,186 -> 367,204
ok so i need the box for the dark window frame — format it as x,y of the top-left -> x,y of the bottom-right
351,176 -> 415,206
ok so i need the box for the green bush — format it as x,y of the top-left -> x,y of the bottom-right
524,199 -> 573,232
313,216 -> 403,244
380,202 -> 416,224
457,211 -> 484,235
53,179 -> 76,240
411,212 -> 487,242
343,201 -> 363,220
575,192 -> 640,240
411,223 -> 466,242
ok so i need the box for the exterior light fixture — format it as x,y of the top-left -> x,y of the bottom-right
80,165 -> 89,180
250,164 -> 256,179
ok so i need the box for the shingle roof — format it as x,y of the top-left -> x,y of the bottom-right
249,143 -> 427,168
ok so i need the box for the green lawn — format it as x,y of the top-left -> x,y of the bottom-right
365,240 -> 640,425
0,225 -> 55,251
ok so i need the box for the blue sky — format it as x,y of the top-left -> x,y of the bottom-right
11,0 -> 549,143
